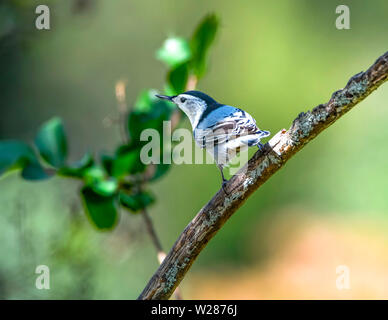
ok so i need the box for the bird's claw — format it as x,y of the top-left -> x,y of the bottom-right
222,180 -> 229,195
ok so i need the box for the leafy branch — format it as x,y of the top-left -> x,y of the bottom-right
138,51 -> 388,300
0,14 -> 220,299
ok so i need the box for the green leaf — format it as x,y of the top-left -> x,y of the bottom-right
119,191 -> 155,212
81,186 -> 118,230
0,141 -> 35,174
128,91 -> 173,142
83,166 -> 106,185
100,145 -> 146,179
0,140 -> 48,180
35,117 -> 68,167
21,162 -> 50,180
82,161 -> 118,197
90,178 -> 118,196
190,14 -> 219,78
133,89 -> 159,113
156,37 -> 191,68
58,153 -> 94,178
149,139 -> 172,182
167,62 -> 189,95
163,83 -> 179,97
111,152 -> 133,178
112,146 -> 146,177
101,153 -> 114,176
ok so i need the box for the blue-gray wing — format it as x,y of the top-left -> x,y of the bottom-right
194,105 -> 263,148
196,105 -> 238,130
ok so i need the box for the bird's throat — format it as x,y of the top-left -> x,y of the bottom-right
178,104 -> 205,130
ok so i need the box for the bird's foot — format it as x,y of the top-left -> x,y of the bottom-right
222,180 -> 229,195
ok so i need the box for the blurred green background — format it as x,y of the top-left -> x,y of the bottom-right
1,0 -> 388,299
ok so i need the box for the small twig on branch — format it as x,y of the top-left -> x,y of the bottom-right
141,208 -> 182,300
141,208 -> 164,260
138,51 -> 388,300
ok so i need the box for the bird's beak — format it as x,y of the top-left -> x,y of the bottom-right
155,94 -> 175,101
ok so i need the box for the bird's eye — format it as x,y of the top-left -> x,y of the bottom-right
180,97 -> 187,103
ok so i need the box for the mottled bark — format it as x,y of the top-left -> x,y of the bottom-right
138,51 -> 388,300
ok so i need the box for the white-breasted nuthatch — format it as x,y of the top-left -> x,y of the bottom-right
156,91 -> 270,192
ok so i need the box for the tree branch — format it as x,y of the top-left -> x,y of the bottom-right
138,51 -> 388,300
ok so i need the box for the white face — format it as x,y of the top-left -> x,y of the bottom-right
172,94 -> 206,128
172,94 -> 197,109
